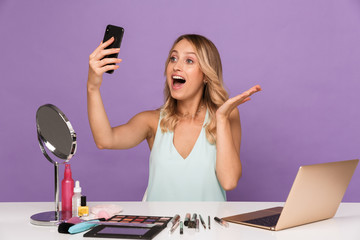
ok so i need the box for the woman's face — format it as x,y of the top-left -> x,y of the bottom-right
166,39 -> 205,102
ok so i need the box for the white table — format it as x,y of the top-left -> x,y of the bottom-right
1,201 -> 359,240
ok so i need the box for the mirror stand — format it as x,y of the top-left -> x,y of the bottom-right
30,163 -> 63,226
30,104 -> 76,226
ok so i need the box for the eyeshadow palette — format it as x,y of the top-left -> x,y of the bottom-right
106,215 -> 172,226
83,215 -> 172,239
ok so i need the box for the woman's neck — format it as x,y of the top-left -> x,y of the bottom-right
176,100 -> 205,120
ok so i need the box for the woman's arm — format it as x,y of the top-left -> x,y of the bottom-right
215,85 -> 261,190
87,38 -> 155,150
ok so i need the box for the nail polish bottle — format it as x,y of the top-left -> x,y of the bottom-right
78,195 -> 89,217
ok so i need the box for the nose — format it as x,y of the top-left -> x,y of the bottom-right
173,59 -> 183,71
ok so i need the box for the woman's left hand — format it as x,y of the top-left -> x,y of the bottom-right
216,85 -> 262,120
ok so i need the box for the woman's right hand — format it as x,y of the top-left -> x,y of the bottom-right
87,37 -> 122,90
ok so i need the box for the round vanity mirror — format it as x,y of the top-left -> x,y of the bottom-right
36,104 -> 76,163
30,104 -> 77,226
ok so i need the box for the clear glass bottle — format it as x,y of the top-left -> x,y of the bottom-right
72,180 -> 82,217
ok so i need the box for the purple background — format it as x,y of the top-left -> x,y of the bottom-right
0,0 -> 359,202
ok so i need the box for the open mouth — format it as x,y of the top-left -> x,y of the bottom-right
172,75 -> 186,88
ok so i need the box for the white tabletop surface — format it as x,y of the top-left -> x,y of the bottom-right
0,201 -> 359,240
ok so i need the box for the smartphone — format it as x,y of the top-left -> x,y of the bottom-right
102,24 -> 124,74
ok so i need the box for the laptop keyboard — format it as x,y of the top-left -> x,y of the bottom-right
244,214 -> 281,227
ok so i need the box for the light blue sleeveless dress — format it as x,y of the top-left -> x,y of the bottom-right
145,110 -> 226,201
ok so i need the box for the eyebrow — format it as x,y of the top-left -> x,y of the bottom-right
171,50 -> 197,56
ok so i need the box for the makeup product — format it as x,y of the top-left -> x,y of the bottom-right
72,181 -> 82,217
78,196 -> 89,217
59,218 -> 107,234
199,214 -> 206,229
67,217 -> 82,224
180,221 -> 183,234
84,215 -> 172,239
170,214 -> 180,226
208,216 -> 211,229
188,213 -> 197,228
169,219 -> 180,234
105,215 -> 172,227
58,222 -> 75,234
196,219 -> 199,232
61,164 -> 74,213
214,217 -> 229,228
91,204 -> 122,219
84,224 -> 164,239
184,213 -> 191,226
69,220 -> 100,234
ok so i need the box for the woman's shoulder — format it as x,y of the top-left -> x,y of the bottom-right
137,109 -> 160,118
136,109 -> 160,143
134,109 -> 160,128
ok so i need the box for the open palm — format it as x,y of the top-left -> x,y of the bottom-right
216,85 -> 262,118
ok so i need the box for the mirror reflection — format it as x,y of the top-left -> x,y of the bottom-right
36,104 -> 77,163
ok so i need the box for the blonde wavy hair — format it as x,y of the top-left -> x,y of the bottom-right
160,34 -> 229,144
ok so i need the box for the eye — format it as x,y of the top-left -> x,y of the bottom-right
169,56 -> 177,62
186,59 -> 194,64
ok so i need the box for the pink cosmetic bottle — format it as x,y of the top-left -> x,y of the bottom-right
61,164 -> 74,215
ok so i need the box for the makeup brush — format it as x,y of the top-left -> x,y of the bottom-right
68,220 -> 100,234
58,218 -> 106,234
58,222 -> 75,234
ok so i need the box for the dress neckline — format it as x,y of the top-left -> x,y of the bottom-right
171,109 -> 208,160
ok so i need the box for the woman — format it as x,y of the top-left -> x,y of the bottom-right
87,34 -> 261,201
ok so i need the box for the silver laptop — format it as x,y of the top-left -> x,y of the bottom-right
223,159 -> 359,231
